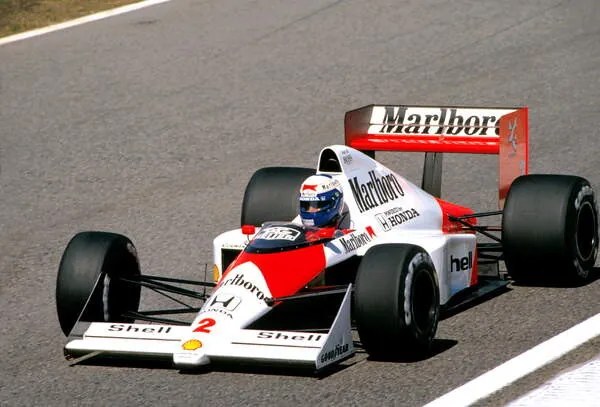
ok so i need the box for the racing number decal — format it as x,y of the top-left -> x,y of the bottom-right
193,317 -> 216,333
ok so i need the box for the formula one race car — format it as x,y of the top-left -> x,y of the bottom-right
56,105 -> 598,372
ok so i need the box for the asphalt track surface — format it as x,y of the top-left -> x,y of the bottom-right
1,0 -> 599,405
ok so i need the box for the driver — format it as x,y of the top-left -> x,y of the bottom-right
298,175 -> 351,238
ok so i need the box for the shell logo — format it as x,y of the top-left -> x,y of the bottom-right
182,339 -> 203,351
212,264 -> 220,282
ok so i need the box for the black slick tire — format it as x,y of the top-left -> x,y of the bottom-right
241,167 -> 315,226
56,231 -> 141,336
354,244 -> 440,359
502,175 -> 598,284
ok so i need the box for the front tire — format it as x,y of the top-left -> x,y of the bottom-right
502,175 -> 598,284
56,231 -> 141,336
354,244 -> 440,359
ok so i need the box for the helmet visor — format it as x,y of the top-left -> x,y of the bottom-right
300,200 -> 334,213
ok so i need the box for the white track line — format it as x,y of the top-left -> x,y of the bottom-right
0,0 -> 173,47
424,312 -> 600,407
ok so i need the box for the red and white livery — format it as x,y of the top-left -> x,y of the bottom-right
56,105 -> 598,372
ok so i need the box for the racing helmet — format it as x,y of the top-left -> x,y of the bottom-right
299,174 -> 344,227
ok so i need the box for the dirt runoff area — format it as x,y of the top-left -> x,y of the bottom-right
0,0 -> 139,38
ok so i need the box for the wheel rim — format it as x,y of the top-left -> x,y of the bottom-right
575,201 -> 597,262
412,269 -> 436,333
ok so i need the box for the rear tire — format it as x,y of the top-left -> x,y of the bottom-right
502,175 -> 598,284
354,244 -> 440,359
241,167 -> 315,226
56,231 -> 141,336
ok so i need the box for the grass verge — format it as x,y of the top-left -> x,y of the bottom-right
0,0 -> 139,38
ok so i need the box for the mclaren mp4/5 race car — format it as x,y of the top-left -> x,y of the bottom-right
55,105 -> 599,372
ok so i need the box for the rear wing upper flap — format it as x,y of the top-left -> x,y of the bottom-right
344,104 -> 529,208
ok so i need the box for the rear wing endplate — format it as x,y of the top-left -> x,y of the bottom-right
344,105 -> 528,207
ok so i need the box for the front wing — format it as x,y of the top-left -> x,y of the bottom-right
64,285 -> 354,371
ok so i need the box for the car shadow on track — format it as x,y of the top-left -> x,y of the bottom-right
73,356 -> 353,378
356,338 -> 458,364
74,357 -> 176,370
510,267 -> 600,288
176,360 -> 354,379
70,338 -> 458,375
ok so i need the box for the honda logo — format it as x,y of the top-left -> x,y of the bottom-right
210,294 -> 241,311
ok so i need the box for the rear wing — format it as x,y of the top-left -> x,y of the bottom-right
344,105 -> 529,208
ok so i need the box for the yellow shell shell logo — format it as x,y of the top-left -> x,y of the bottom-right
182,339 -> 203,351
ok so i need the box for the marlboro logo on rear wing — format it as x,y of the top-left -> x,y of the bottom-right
344,105 -> 529,207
